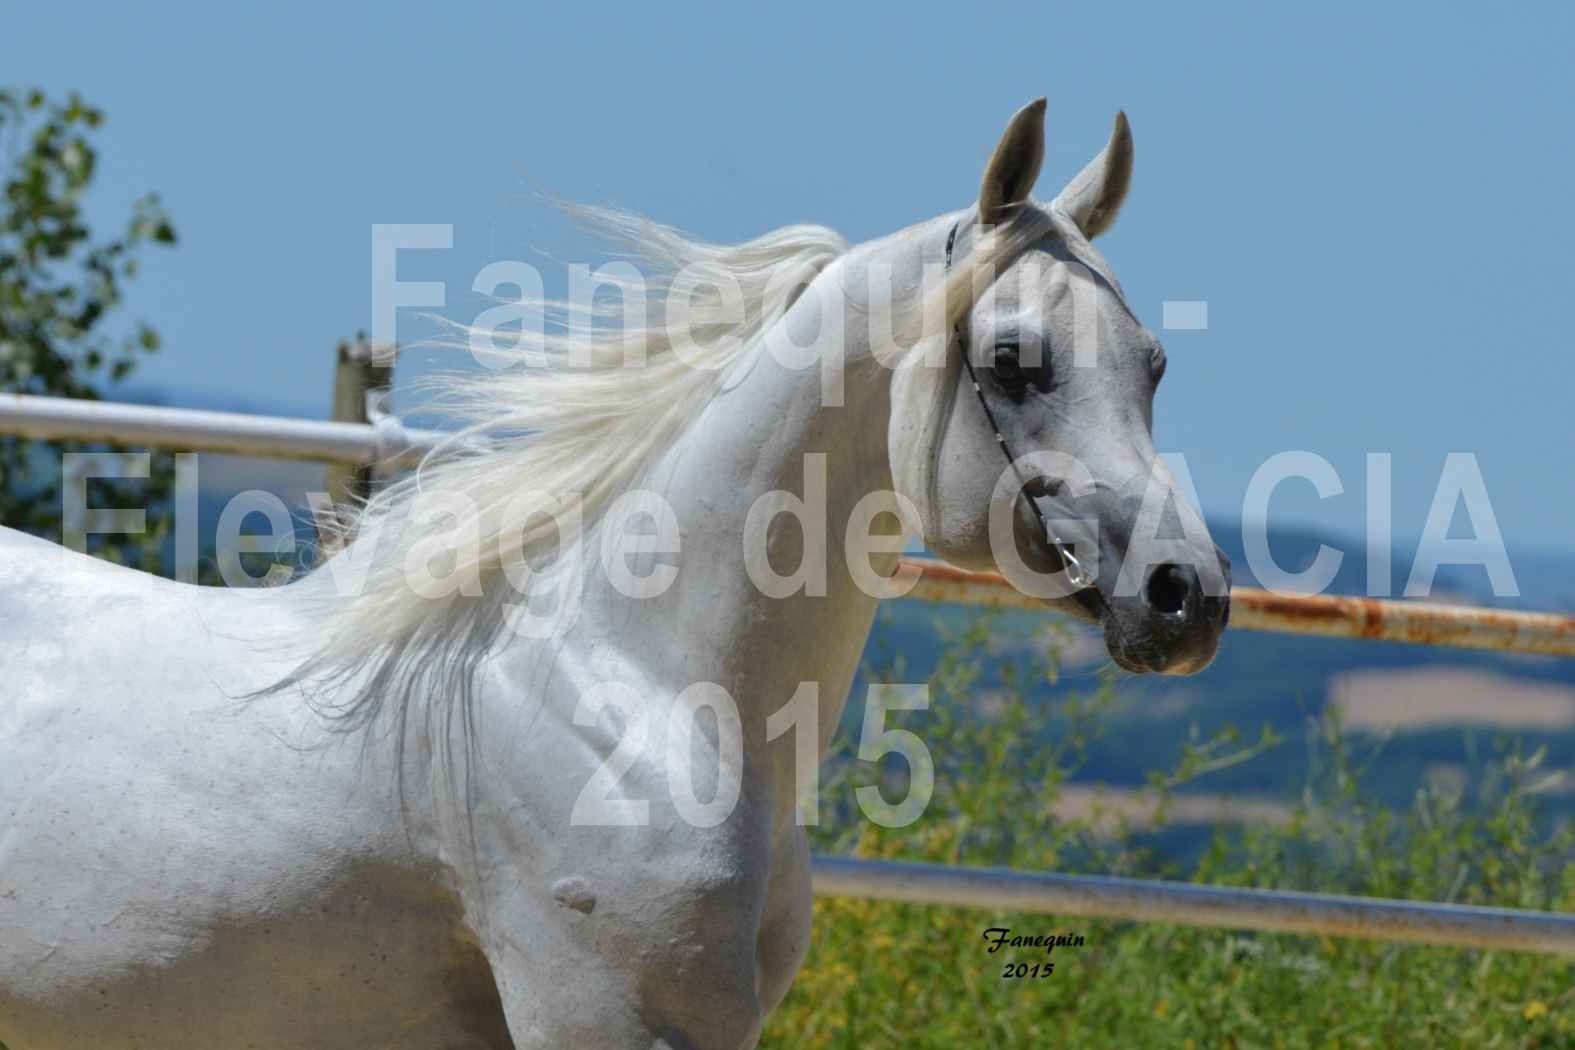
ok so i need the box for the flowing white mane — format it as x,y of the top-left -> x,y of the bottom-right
280,206 -> 849,733
279,202 -> 1055,745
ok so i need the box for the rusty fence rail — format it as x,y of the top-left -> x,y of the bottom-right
896,558 -> 1575,658
4,391 -> 1575,954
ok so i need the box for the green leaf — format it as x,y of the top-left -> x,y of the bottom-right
0,88 -> 179,570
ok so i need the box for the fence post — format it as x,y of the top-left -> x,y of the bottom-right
320,333 -> 394,548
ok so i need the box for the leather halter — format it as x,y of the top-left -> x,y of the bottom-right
944,221 -> 1093,591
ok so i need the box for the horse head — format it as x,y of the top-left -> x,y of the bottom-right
887,100 -> 1231,674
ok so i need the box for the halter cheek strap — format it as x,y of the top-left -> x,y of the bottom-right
944,222 -> 1093,591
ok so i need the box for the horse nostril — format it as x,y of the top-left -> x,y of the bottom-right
1144,563 -> 1192,617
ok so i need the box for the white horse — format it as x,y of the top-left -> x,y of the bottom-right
0,100 -> 1229,1049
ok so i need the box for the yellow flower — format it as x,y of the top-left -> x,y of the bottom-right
1523,1000 -> 1549,1021
1154,999 -> 1169,1019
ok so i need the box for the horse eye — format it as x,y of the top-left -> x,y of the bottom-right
992,344 -> 1030,392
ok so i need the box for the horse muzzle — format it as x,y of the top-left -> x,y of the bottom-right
1099,551 -> 1232,675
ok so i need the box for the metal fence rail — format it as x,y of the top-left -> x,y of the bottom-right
811,857 -> 1575,956
0,392 -> 445,467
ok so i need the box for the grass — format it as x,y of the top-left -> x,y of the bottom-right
760,614 -> 1575,1049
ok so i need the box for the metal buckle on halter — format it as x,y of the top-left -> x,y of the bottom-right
945,222 -> 1094,593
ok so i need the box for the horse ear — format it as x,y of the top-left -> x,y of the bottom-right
978,98 -> 1047,226
1053,111 -> 1133,239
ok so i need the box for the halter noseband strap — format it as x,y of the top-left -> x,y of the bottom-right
943,221 -> 1093,591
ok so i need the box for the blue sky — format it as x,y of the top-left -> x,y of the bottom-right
6,2 -> 1573,554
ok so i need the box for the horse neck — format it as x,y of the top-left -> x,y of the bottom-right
551,247 -> 924,745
